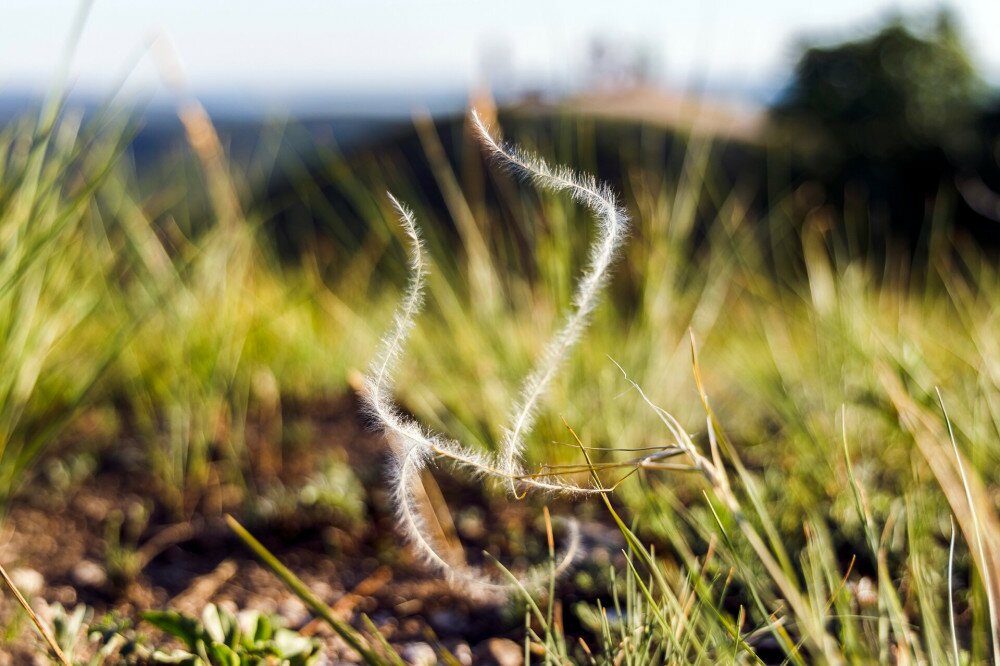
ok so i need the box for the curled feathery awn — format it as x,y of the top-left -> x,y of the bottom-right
361,111 -> 629,591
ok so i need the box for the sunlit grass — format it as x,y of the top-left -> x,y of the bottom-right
0,105 -> 137,505
0,99 -> 997,661
339,113 -> 1000,661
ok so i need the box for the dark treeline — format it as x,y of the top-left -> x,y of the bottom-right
769,9 -> 1000,252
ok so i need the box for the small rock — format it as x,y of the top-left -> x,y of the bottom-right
452,641 -> 473,665
854,576 -> 878,608
71,560 -> 106,588
310,581 -> 335,602
9,567 -> 44,597
478,638 -> 523,666
400,641 -> 436,665
278,597 -> 309,626
456,508 -> 485,540
75,494 -> 112,522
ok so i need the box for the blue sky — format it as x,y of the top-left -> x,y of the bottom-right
2,0 -> 999,106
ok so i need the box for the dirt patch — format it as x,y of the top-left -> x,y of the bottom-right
0,395 -> 625,662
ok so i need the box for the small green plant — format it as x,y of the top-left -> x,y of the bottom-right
251,456 -> 367,528
40,602 -> 322,666
142,604 -> 321,666
47,603 -> 146,665
103,504 -> 150,589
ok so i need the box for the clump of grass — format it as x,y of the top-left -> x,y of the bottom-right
356,110 -> 1000,659
498,363 -> 1000,663
0,102 -> 139,507
99,99 -> 394,514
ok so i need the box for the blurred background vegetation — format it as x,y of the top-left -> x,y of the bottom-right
2,3 -> 1000,663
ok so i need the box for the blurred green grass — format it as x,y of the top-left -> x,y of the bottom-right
1,100 -> 998,661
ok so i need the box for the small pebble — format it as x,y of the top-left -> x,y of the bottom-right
400,641 -> 436,665
9,568 -> 44,597
311,581 -> 336,602
456,509 -> 485,540
279,597 -> 309,626
479,638 -> 524,666
401,618 -> 422,635
394,598 -> 422,615
855,576 -> 878,608
71,560 -> 106,588
75,495 -> 112,522
452,641 -> 473,665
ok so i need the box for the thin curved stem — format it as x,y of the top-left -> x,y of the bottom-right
471,110 -> 630,493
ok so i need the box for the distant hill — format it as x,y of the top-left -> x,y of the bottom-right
515,85 -> 764,142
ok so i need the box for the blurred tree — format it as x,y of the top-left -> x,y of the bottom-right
770,11 -> 992,245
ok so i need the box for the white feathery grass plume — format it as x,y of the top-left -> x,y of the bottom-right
470,109 -> 630,493
363,193 -> 427,438
361,194 -> 456,577
362,191 -> 592,592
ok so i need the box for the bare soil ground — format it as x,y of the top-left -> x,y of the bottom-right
0,396 -> 624,664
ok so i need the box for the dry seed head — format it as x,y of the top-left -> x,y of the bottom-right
362,110 -> 629,592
